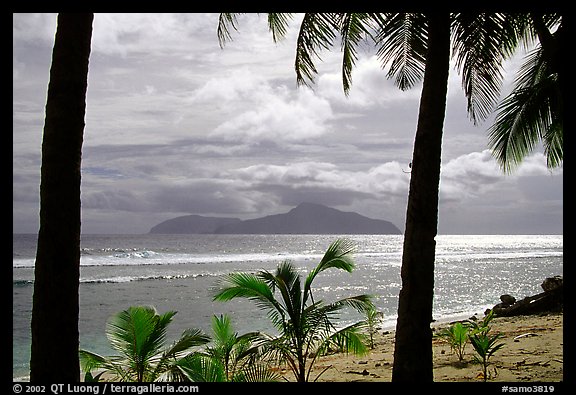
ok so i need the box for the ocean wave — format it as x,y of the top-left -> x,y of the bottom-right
435,250 -> 563,264
13,279 -> 34,286
13,251 -> 323,268
12,241 -> 562,271
12,272 -> 228,286
80,272 -> 220,284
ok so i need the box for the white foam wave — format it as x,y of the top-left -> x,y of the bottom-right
13,251 -> 324,268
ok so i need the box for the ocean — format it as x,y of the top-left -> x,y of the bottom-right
12,233 -> 563,380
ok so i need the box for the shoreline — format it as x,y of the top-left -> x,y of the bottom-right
13,312 -> 563,382
280,312 -> 563,382
13,312 -> 564,383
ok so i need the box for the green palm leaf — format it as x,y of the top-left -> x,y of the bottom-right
106,305 -> 175,379
151,328 -> 211,381
217,13 -> 241,47
213,238 -> 372,381
338,13 -> 372,95
232,363 -> 281,382
303,238 -> 356,303
452,13 -> 521,124
176,353 -> 227,382
267,13 -> 293,43
374,13 -> 428,91
213,272 -> 275,306
488,46 -> 562,172
266,260 -> 303,326
81,306 -> 209,382
295,13 -> 338,88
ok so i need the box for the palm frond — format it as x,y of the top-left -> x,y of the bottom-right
330,322 -> 370,356
304,239 -> 356,295
338,13 -> 372,95
302,239 -> 357,310
269,261 -> 302,323
213,271 -> 287,329
542,121 -> 563,169
213,272 -> 274,305
452,13 -> 521,124
151,328 -> 210,381
217,13 -> 242,48
232,363 -> 281,382
522,13 -> 562,48
106,306 -> 174,362
295,13 -> 339,88
329,294 -> 375,315
374,13 -> 428,91
267,13 -> 293,43
514,44 -> 552,88
487,46 -> 562,172
163,328 -> 211,359
210,314 -> 235,347
175,353 -> 227,382
79,350 -> 112,376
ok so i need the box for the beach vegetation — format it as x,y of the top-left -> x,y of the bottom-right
80,307 -> 280,382
360,304 -> 384,349
469,330 -> 505,382
467,309 -> 496,336
435,311 -> 499,364
79,305 -> 211,382
213,238 -> 375,382
435,322 -> 470,362
467,310 -> 504,381
185,314 -> 280,382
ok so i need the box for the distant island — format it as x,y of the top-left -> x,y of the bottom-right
149,203 -> 402,235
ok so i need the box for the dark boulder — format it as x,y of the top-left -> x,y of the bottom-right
541,275 -> 563,292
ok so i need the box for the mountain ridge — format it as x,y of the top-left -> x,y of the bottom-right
149,203 -> 402,235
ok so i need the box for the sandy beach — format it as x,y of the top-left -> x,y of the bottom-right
276,312 -> 563,382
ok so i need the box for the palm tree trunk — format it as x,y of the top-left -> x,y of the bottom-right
30,13 -> 93,382
392,13 -> 450,382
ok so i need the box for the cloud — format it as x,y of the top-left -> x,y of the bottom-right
91,13 -> 218,56
317,55 -> 421,108
190,69 -> 266,103
229,160 -> 410,203
440,150 -> 502,201
12,13 -> 56,44
440,149 -> 562,204
147,178 -> 275,216
204,78 -> 335,143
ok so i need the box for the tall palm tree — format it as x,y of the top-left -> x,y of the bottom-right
389,13 -> 450,381
79,306 -> 211,382
213,238 -> 374,382
218,12 -> 529,381
488,14 -> 563,173
30,13 -> 94,382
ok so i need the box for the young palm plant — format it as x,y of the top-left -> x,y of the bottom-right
79,305 -> 210,382
359,304 -> 384,349
213,238 -> 374,382
179,314 -> 280,382
469,330 -> 505,382
435,322 -> 469,362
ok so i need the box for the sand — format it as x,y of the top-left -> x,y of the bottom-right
276,312 -> 563,382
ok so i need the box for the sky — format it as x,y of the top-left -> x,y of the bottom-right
13,13 -> 563,235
